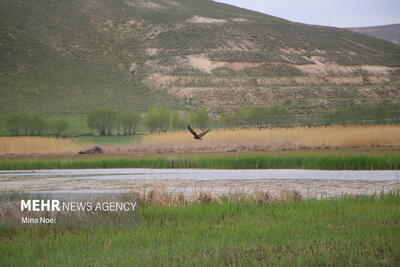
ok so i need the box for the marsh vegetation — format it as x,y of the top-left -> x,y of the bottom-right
0,125 -> 399,170
1,192 -> 399,266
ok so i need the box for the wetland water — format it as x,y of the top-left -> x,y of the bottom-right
1,169 -> 399,198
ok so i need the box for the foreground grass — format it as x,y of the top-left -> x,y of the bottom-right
1,153 -> 399,170
1,193 -> 399,266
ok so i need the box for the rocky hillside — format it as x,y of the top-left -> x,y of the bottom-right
347,24 -> 400,45
1,0 -> 400,115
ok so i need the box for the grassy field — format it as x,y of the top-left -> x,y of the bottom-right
1,192 -> 399,266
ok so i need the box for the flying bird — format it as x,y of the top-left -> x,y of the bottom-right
187,125 -> 211,140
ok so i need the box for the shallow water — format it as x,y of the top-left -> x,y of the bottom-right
1,169 -> 399,198
1,168 -> 399,181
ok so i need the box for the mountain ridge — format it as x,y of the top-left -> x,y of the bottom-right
347,23 -> 400,45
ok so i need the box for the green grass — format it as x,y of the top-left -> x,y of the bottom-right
1,193 -> 399,266
1,153 -> 399,170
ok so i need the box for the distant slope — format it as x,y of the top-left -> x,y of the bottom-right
0,0 -> 400,116
347,24 -> 400,45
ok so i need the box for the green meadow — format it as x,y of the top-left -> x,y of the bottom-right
1,193 -> 399,266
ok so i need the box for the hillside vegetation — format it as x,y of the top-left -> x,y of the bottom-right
1,0 -> 400,117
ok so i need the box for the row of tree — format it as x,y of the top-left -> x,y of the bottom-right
87,108 -> 211,135
4,104 -> 400,136
220,104 -> 400,128
6,113 -> 68,137
320,104 -> 400,126
4,108 -> 212,137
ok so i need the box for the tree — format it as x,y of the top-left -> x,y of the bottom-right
53,120 -> 69,137
219,113 -> 237,128
87,108 -> 117,135
320,111 -> 333,126
119,112 -> 141,135
6,113 -> 47,136
20,113 -> 35,136
267,106 -> 293,127
388,103 -> 400,124
190,108 -> 211,129
31,115 -> 46,136
170,111 -> 186,130
6,113 -> 22,136
246,106 -> 267,128
144,108 -> 169,132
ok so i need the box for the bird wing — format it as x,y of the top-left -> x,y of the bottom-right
198,129 -> 211,138
187,125 -> 200,138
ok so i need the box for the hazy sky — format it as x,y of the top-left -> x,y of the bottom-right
216,0 -> 400,28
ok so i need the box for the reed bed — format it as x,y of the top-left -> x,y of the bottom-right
0,137 -> 84,155
120,125 -> 400,154
139,187 -> 303,207
1,154 -> 399,170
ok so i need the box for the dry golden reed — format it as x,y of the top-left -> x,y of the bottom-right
0,137 -> 84,155
137,187 -> 303,207
132,126 -> 400,153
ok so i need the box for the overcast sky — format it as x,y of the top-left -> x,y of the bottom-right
216,0 -> 400,28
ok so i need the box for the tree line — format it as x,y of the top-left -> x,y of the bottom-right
220,104 -> 400,128
87,108 -> 211,136
4,103 -> 400,136
320,103 -> 400,126
6,113 -> 68,137
4,108 -> 211,136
